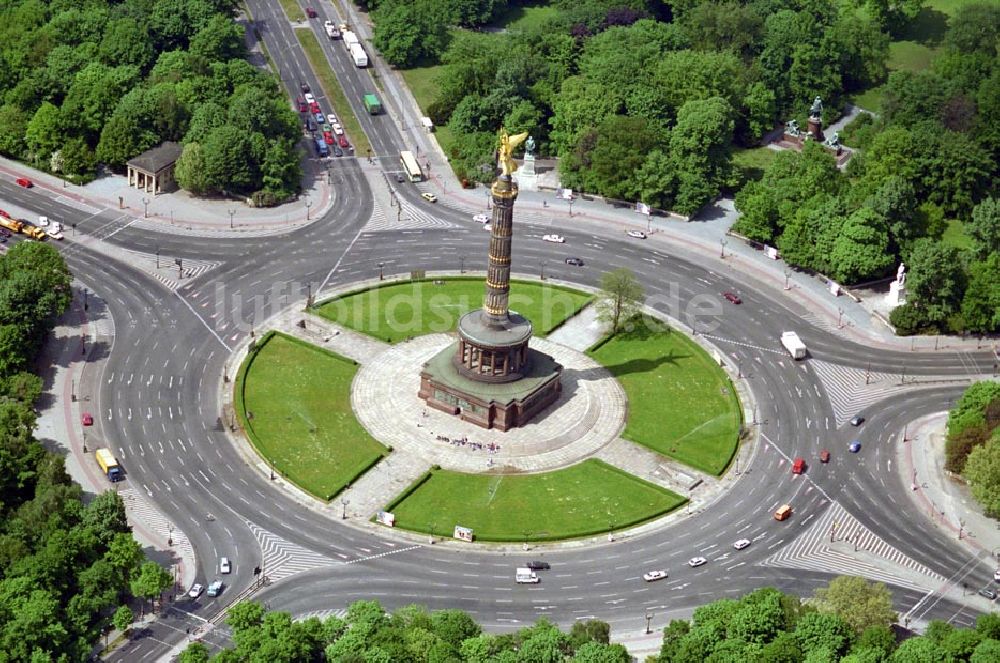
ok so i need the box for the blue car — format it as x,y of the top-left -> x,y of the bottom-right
849,441 -> 861,453
314,112 -> 325,125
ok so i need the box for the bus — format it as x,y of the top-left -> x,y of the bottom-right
400,150 -> 422,182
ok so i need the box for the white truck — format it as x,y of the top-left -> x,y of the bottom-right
515,567 -> 539,584
780,331 -> 808,359
324,20 -> 340,39
350,42 -> 368,68
342,30 -> 359,50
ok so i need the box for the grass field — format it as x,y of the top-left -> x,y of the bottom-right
490,1 -> 561,31
589,317 -> 742,475
398,64 -> 457,157
314,278 -> 592,343
236,332 -> 386,500
295,29 -> 372,156
732,148 -> 779,185
277,0 -> 305,22
387,460 -> 686,542
941,218 -> 973,250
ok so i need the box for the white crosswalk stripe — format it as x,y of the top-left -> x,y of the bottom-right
809,359 -> 948,427
363,194 -> 456,232
118,486 -> 195,564
294,608 -> 349,622
248,522 -> 338,583
762,501 -> 945,592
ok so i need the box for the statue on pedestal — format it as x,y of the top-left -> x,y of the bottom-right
807,96 -> 824,141
809,96 -> 823,120
785,119 -> 801,137
525,135 -> 535,156
885,262 -> 907,308
498,129 -> 529,177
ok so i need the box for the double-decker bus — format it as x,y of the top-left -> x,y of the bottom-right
399,150 -> 422,182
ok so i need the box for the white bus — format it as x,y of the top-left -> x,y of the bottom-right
400,150 -> 422,182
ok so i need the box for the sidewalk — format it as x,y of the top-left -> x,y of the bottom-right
899,413 -> 1000,567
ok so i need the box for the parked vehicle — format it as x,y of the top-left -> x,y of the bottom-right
95,448 -> 124,482
780,331 -> 808,359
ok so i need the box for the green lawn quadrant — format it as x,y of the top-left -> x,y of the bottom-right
314,278 -> 592,344
386,460 -> 686,542
235,332 -> 387,500
588,317 -> 742,475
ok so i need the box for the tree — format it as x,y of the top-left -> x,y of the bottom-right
569,620 -> 610,648
793,612 -> 854,658
98,18 -> 154,70
961,254 -> 1000,334
964,434 -> 1000,517
24,102 -> 62,166
890,636 -> 948,662
373,1 -> 448,68
967,197 -> 1000,261
596,269 -> 644,335
189,14 -> 246,62
430,609 -> 480,647
828,207 -> 894,284
904,239 -> 966,326
571,640 -> 630,662
178,642 -> 211,663
113,605 -> 133,638
128,562 -> 173,613
0,104 -> 30,157
586,115 -> 663,200
946,3 -> 1000,57
813,576 -> 898,635
744,82 -> 778,142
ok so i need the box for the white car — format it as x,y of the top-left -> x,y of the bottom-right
37,216 -> 50,227
332,123 -> 344,135
220,557 -> 231,574
326,113 -> 338,125
627,230 -> 647,239
733,539 -> 751,550
483,224 -> 492,232
421,192 -> 437,203
473,213 -> 490,224
304,93 -> 315,104
688,557 -> 707,567
188,583 -> 204,598
642,570 -> 668,582
994,568 -> 1000,582
206,580 -> 224,597
542,234 -> 565,243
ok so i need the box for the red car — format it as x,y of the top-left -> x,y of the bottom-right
791,457 -> 806,474
306,7 -> 317,18
0,209 -> 9,218
296,97 -> 307,112
337,134 -> 349,149
309,101 -> 321,114
82,412 -> 94,426
722,292 -> 741,305
323,131 -> 334,145
819,449 -> 830,463
16,177 -> 33,188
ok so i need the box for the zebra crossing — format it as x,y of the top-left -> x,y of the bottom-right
294,608 -> 349,622
249,522 -> 339,584
762,500 -> 945,592
809,359 -> 945,427
131,217 -> 310,238
363,190 -> 457,232
118,486 -> 195,562
799,311 -> 847,336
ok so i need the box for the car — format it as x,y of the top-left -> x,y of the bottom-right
565,257 -> 584,266
332,144 -> 343,157
326,113 -> 338,125
332,123 -> 344,135
0,209 -> 10,218
792,457 -> 806,474
542,234 -> 565,243
396,172 -> 405,183
723,292 -> 742,305
309,101 -> 320,114
819,449 -> 831,463
313,112 -> 325,125
733,539 -> 751,550
37,216 -> 49,227
849,440 -> 862,453
0,236 -> 7,244
483,224 -> 492,232
337,134 -> 349,149
82,412 -> 94,426
473,214 -> 490,224
994,568 -> 1000,582
188,583 -> 203,598
0,228 -> 11,237
626,230 -> 647,239
206,580 -> 224,597
643,570 -> 668,582
323,131 -> 334,145
850,415 -> 865,426
220,557 -> 231,574
305,7 -> 317,18
526,561 -> 550,570
296,97 -> 307,112
322,123 -> 332,134
978,588 -> 998,601
421,193 -> 437,203
299,82 -> 310,94
16,177 -> 33,188
304,93 -> 316,104
688,557 -> 707,567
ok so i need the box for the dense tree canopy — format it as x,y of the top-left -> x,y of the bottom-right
0,0 -> 300,201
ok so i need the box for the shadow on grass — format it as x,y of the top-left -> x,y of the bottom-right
893,7 -> 949,46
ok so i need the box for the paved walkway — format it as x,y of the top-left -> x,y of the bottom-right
547,303 -> 606,351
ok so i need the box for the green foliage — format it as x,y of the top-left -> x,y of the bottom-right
373,1 -> 449,68
964,432 -> 1000,517
813,577 -> 898,635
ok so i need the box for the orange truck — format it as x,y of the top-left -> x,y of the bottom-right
0,217 -> 24,233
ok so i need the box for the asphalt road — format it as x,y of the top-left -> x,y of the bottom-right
1,4 -> 997,660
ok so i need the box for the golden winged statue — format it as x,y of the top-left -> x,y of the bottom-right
498,128 -> 529,177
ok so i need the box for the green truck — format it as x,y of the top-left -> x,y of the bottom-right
363,94 -> 382,115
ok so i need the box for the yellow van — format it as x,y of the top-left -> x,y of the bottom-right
774,504 -> 793,521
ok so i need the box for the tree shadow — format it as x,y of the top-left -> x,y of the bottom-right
894,8 -> 949,46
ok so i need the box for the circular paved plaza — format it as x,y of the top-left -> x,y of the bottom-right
352,334 -> 627,473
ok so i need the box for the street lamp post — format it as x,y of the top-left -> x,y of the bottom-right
783,269 -> 791,290
837,307 -> 844,328
568,198 -> 574,217
228,209 -> 235,229
378,262 -> 385,281
142,197 -> 149,218
459,256 -> 465,274
341,498 -> 349,520
305,198 -> 312,221
720,238 -> 727,258
645,613 -> 653,635
540,260 -> 546,281
156,248 -> 160,269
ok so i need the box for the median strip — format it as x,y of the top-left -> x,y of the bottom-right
295,28 -> 372,156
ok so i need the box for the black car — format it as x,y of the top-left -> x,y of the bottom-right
850,415 -> 865,426
565,257 -> 584,266
333,144 -> 343,157
526,561 -> 550,570
300,82 -> 310,94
